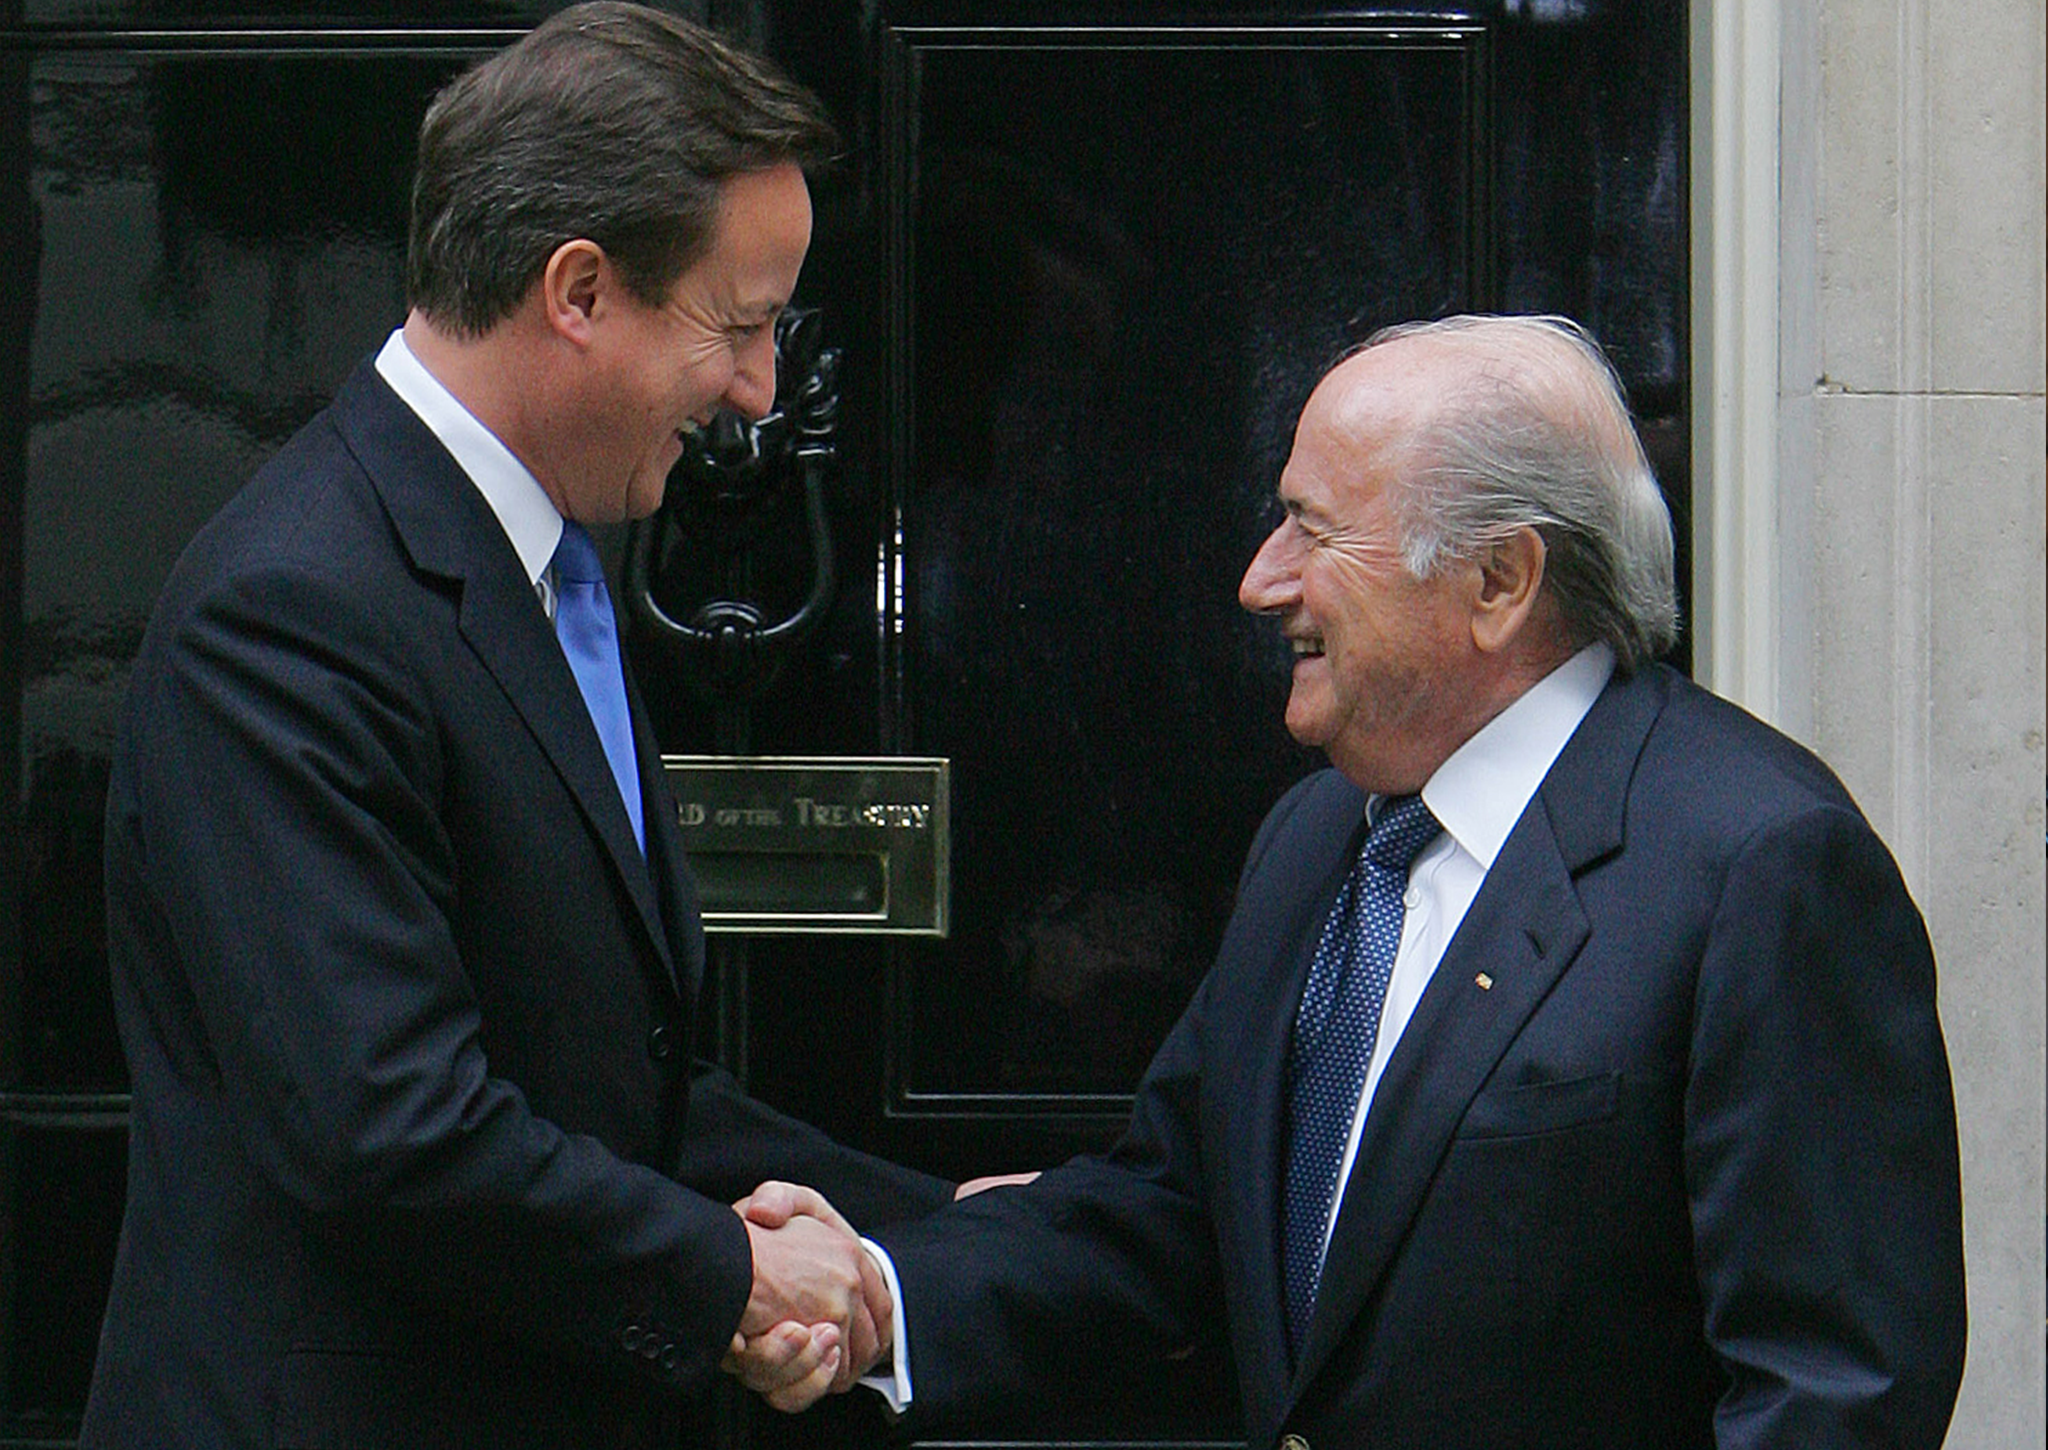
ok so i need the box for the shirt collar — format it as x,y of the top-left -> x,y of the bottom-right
1416,642 -> 1615,870
374,328 -> 563,586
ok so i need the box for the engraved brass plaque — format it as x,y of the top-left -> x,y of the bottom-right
661,756 -> 950,935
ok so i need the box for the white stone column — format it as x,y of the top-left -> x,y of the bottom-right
1696,0 -> 2046,1442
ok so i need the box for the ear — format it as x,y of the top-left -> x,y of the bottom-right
1468,525 -> 1547,654
539,239 -> 608,346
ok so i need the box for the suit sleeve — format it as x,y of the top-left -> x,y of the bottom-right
873,969 -> 1230,1431
675,1063 -> 955,1228
1685,804 -> 1966,1448
122,560 -> 752,1391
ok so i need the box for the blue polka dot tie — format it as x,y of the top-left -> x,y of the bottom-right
552,521 -> 644,850
1282,793 -> 1439,1357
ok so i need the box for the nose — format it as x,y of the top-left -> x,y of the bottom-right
1239,520 -> 1301,616
724,329 -> 778,421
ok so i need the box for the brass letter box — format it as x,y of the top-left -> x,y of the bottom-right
662,756 -> 950,936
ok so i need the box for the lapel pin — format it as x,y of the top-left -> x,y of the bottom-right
1474,973 -> 1494,991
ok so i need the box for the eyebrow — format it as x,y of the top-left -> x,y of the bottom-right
1281,494 -> 1328,526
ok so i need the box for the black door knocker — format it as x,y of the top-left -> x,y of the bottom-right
625,307 -> 840,703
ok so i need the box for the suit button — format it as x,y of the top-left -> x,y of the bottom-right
621,1324 -> 645,1352
1280,1436 -> 1310,1450
647,1023 -> 674,1060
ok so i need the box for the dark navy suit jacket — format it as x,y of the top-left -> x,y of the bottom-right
83,360 -> 946,1449
880,663 -> 1966,1449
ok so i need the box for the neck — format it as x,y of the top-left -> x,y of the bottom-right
402,309 -> 571,513
1450,630 -> 1581,749
1348,634 -> 1579,796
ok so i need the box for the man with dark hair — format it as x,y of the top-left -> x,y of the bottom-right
745,314 -> 1968,1447
81,6 -> 938,1446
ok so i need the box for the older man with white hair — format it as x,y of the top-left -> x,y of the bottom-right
745,313 -> 1968,1450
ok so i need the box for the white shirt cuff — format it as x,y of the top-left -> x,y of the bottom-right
857,1237 -> 912,1411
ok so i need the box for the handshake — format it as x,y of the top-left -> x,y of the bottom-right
722,1172 -> 1042,1412
722,1180 -> 895,1413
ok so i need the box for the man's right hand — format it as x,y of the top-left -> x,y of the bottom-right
724,1184 -> 891,1412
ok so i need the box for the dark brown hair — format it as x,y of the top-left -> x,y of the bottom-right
407,1 -> 837,336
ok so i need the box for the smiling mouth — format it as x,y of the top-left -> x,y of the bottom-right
1290,636 -> 1325,661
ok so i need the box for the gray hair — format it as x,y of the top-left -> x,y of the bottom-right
407,1 -> 837,337
1360,313 -> 1680,672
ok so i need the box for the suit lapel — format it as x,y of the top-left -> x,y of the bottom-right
1285,667 -> 1669,1399
327,363 -> 680,999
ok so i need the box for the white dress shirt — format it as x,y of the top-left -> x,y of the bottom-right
1311,641 -> 1615,1271
374,328 -> 563,604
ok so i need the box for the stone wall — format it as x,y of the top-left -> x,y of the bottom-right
1786,0 -> 2044,1441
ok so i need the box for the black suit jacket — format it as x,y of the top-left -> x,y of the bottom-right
880,663 -> 1966,1450
82,360 -> 947,1449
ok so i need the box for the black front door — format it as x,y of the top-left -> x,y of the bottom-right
0,2 -> 1687,1446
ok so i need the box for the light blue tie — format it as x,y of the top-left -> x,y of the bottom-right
1281,793 -> 1439,1358
552,521 -> 643,850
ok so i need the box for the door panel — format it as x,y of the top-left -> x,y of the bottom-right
884,25 -> 1480,1127
0,1123 -> 124,1442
